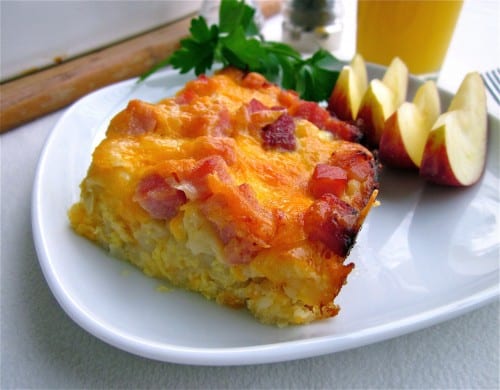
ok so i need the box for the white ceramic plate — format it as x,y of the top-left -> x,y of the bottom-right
32,65 -> 499,366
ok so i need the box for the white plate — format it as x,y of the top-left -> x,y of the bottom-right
32,65 -> 500,366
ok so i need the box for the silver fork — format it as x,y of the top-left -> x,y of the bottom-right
482,68 -> 500,105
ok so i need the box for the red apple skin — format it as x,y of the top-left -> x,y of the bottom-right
356,104 -> 378,149
356,80 -> 395,149
379,112 -> 418,170
419,131 -> 462,186
328,88 -> 351,121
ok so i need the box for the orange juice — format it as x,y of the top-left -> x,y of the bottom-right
356,0 -> 463,75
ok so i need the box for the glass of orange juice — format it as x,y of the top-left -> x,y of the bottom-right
356,0 -> 463,78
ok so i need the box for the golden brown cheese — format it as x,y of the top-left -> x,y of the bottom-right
69,67 -> 378,326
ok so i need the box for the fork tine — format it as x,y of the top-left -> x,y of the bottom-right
487,69 -> 500,93
483,69 -> 500,105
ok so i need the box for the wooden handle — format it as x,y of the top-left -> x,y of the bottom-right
0,16 -> 193,133
0,1 -> 282,133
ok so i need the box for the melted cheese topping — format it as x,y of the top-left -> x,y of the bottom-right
69,67 -> 378,325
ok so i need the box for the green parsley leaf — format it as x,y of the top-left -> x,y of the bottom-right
168,17 -> 219,75
220,27 -> 265,69
219,0 -> 259,36
297,49 -> 343,101
141,0 -> 343,102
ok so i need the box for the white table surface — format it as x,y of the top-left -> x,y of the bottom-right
1,0 -> 499,388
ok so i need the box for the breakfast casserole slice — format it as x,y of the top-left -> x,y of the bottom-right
68,68 -> 378,326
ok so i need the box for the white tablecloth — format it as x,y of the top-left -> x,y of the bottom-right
1,0 -> 498,388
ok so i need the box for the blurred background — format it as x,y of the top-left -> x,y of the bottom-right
0,0 -> 203,82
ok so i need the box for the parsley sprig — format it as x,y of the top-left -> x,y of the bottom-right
141,0 -> 343,102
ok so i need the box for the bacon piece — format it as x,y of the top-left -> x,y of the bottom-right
329,144 -> 379,210
247,98 -> 268,114
134,173 -> 187,220
304,194 -> 359,257
289,100 -> 362,142
309,164 -> 348,198
330,145 -> 377,187
261,113 -> 296,151
323,116 -> 362,143
331,147 -> 374,182
292,101 -> 330,129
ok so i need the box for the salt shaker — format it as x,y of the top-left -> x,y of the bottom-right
282,0 -> 343,53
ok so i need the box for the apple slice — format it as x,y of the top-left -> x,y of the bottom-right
352,53 -> 368,91
327,54 -> 368,121
357,79 -> 396,148
357,57 -> 409,148
379,80 -> 441,169
413,80 -> 441,125
382,57 -> 409,107
379,103 -> 427,169
420,72 -> 487,186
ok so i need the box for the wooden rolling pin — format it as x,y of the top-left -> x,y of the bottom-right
0,17 -> 191,133
0,1 -> 282,133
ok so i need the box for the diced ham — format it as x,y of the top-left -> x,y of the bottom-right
134,156 -> 231,219
134,173 -> 187,220
323,116 -> 362,143
181,102 -> 234,137
213,107 -> 232,136
243,99 -> 287,137
181,155 -> 233,200
119,100 -> 157,135
136,154 -> 275,264
247,98 -> 285,114
330,145 -> 376,182
291,100 -> 362,142
328,144 -> 378,210
309,164 -> 348,198
292,101 -> 330,129
174,74 -> 218,104
247,98 -> 268,114
304,194 -> 359,257
175,88 -> 197,105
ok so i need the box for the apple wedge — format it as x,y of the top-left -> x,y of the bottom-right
357,57 -> 409,148
382,57 -> 409,107
327,54 -> 368,121
413,79 -> 441,123
420,72 -> 487,186
357,79 -> 396,148
379,80 -> 441,169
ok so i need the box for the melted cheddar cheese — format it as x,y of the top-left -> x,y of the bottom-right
69,68 -> 378,326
